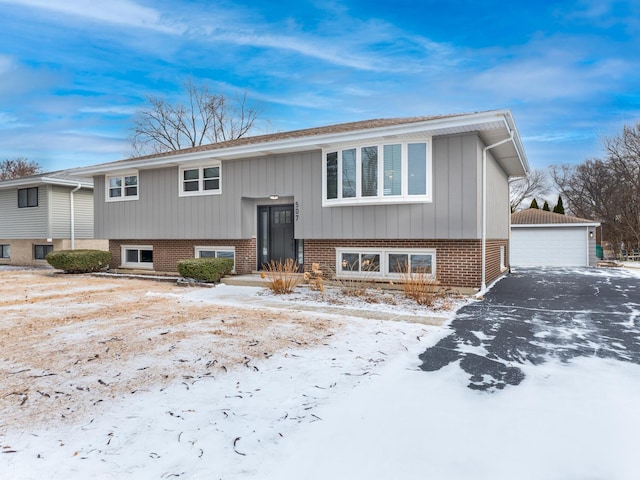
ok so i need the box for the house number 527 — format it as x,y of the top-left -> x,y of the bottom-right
295,201 -> 300,221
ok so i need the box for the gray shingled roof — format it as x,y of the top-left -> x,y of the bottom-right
511,208 -> 598,225
112,113 -> 470,163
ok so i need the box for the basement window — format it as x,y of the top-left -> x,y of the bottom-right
121,245 -> 153,269
194,246 -> 236,273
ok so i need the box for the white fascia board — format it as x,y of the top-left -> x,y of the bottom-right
500,111 -> 530,175
0,176 -> 93,190
73,110 -> 520,175
511,222 -> 601,228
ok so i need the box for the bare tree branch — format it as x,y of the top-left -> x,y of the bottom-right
551,122 -> 640,252
130,80 -> 261,157
509,169 -> 550,212
0,157 -> 42,180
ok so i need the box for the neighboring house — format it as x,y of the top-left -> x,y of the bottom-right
510,208 -> 600,267
0,171 -> 107,266
72,110 -> 529,291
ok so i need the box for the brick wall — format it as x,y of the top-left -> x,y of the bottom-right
109,237 -> 509,288
110,239 -> 257,274
304,238 -> 509,289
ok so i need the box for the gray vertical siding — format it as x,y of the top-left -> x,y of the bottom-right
0,185 -> 49,238
94,132 -> 510,241
485,149 -> 510,239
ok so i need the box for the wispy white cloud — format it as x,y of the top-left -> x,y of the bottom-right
467,36 -> 634,102
0,0 -> 184,33
79,106 -> 138,116
0,54 -> 14,74
0,111 -> 29,129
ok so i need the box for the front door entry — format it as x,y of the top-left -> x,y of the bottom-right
258,205 -> 296,268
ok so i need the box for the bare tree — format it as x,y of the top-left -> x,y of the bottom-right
0,157 -> 42,180
551,122 -> 640,252
130,80 -> 260,156
509,169 -> 550,212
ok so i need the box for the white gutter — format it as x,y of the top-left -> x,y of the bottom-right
70,183 -> 82,250
0,176 -> 92,189
481,127 -> 515,294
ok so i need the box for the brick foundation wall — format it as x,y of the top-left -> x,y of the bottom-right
108,237 -> 509,288
304,238 -> 509,289
109,239 -> 257,274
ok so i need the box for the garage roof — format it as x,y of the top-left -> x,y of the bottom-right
511,208 -> 599,226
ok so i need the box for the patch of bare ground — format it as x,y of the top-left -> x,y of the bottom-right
0,271 -> 340,433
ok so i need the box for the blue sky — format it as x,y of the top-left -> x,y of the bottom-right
0,0 -> 639,172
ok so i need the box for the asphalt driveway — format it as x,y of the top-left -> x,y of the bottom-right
419,267 -> 640,391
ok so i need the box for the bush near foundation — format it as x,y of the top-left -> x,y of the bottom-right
45,249 -> 112,273
178,258 -> 234,283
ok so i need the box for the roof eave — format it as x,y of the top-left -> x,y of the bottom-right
0,176 -> 93,190
511,222 -> 601,228
72,110 -> 528,176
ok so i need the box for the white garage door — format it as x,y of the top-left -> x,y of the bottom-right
511,227 -> 588,267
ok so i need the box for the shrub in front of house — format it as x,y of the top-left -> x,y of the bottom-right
177,258 -> 234,283
45,249 -> 112,273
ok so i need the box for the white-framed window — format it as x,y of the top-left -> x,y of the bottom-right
179,162 -> 221,196
34,244 -> 53,260
106,172 -> 139,202
121,245 -> 153,269
194,246 -> 236,273
336,247 -> 436,280
0,244 -> 10,259
323,140 -> 431,206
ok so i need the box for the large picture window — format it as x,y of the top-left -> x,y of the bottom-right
179,163 -> 221,196
18,187 -> 38,208
106,172 -> 138,201
336,247 -> 436,280
323,140 -> 431,206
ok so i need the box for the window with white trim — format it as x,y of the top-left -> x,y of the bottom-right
336,247 -> 436,280
106,172 -> 138,201
121,245 -> 153,269
1,244 -> 10,259
194,246 -> 236,273
324,140 -> 431,206
179,163 -> 221,196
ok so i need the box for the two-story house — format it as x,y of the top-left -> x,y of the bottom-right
0,171 -> 107,266
73,110 -> 529,291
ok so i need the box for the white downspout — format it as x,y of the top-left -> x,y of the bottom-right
70,183 -> 82,250
481,130 -> 514,294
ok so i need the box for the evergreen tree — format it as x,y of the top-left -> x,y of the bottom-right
542,200 -> 551,211
530,198 -> 539,209
553,195 -> 565,214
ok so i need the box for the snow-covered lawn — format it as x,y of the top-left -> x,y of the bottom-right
1,268 -> 639,479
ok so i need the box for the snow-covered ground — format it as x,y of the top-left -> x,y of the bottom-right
2,268 -> 640,479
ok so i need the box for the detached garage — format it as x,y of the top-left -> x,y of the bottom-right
511,209 -> 600,267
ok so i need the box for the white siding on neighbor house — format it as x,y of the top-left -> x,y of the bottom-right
50,186 -> 96,239
0,185 -> 49,238
511,227 -> 589,266
93,132 -> 513,242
